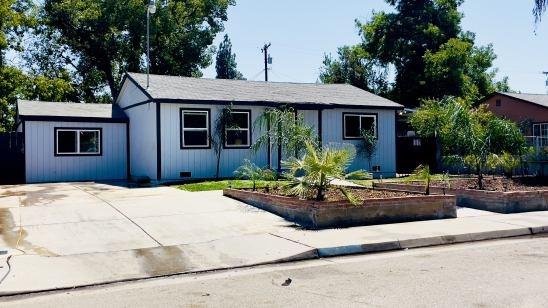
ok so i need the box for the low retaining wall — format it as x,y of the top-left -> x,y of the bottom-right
223,189 -> 457,229
373,182 -> 548,214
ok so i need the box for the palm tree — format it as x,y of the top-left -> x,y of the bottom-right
282,141 -> 368,203
535,0 -> 547,22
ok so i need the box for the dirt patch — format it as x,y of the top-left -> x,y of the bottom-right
250,187 -> 418,202
432,177 -> 548,192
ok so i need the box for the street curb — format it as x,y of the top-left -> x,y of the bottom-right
1,225 -> 547,297
317,227 -> 536,258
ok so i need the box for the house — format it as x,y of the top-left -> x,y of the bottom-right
16,72 -> 403,183
16,101 -> 129,183
482,92 -> 548,145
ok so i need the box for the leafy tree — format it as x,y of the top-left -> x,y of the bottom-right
0,0 -> 34,65
215,34 -> 244,80
410,97 -> 525,189
282,141 -> 368,203
325,0 -> 504,107
423,36 -> 498,102
0,66 -> 77,130
234,159 -> 275,191
41,0 -> 234,100
356,128 -> 378,172
320,45 -> 388,95
252,108 -> 316,174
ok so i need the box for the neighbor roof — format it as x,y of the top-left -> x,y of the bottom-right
490,92 -> 548,108
17,100 -> 128,122
125,73 -> 403,109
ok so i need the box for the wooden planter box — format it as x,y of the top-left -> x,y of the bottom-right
223,188 -> 457,229
373,182 -> 548,214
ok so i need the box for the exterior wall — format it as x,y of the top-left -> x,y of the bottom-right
159,104 -> 397,181
125,103 -> 157,179
322,108 -> 397,177
160,103 -> 269,180
116,79 -> 149,109
24,121 -> 127,183
484,94 -> 548,132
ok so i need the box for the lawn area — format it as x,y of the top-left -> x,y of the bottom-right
176,180 -> 287,192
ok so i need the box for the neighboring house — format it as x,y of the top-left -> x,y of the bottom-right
482,92 -> 548,146
15,72 -> 402,183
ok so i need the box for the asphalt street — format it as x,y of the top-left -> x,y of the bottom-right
3,235 -> 548,307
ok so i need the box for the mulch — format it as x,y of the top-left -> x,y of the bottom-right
432,177 -> 548,192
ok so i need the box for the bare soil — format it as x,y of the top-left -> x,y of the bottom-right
250,186 -> 418,202
432,177 -> 548,192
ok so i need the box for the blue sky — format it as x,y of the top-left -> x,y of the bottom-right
202,0 -> 548,94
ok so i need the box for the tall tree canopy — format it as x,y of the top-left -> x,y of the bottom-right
41,0 -> 234,101
319,45 -> 388,95
215,34 -> 244,79
321,0 -> 505,107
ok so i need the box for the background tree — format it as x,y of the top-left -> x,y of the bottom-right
320,45 -> 388,95
41,0 -> 234,100
323,0 -> 505,107
215,34 -> 244,80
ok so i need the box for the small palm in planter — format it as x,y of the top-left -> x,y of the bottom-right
406,165 -> 433,195
282,141 -> 369,204
234,159 -> 275,191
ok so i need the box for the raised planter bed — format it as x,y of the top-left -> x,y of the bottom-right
373,182 -> 548,214
223,188 -> 456,229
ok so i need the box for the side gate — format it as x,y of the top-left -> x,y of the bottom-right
0,132 -> 25,184
396,136 -> 437,174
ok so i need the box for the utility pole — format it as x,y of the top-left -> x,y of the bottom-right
261,43 -> 271,82
544,72 -> 548,94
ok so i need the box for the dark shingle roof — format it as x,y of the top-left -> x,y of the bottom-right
17,100 -> 128,121
497,92 -> 548,108
127,72 -> 402,109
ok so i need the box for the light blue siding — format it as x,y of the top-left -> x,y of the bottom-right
160,103 -> 269,180
25,121 -> 127,183
125,103 -> 157,179
321,108 -> 396,177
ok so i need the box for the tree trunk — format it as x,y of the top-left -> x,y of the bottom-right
425,177 -> 430,195
316,174 -> 326,201
215,148 -> 221,179
476,164 -> 484,190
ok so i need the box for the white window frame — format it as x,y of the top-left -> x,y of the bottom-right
343,113 -> 377,139
533,123 -> 548,147
55,128 -> 101,155
224,110 -> 251,148
181,109 -> 210,148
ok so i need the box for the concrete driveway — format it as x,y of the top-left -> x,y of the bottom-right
0,182 -> 296,257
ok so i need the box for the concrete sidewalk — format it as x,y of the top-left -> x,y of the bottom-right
1,183 -> 548,295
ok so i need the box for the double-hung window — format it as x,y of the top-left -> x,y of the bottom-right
225,110 -> 251,148
181,109 -> 210,148
343,113 -> 377,139
55,128 -> 101,156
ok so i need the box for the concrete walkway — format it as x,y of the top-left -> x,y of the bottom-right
1,182 -> 548,295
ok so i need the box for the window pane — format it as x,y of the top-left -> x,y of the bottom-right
361,116 -> 375,134
226,130 -> 249,146
534,125 -> 540,137
57,131 -> 77,153
229,112 -> 249,129
80,131 -> 99,153
345,115 -> 360,137
184,130 -> 208,146
183,112 -> 207,128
